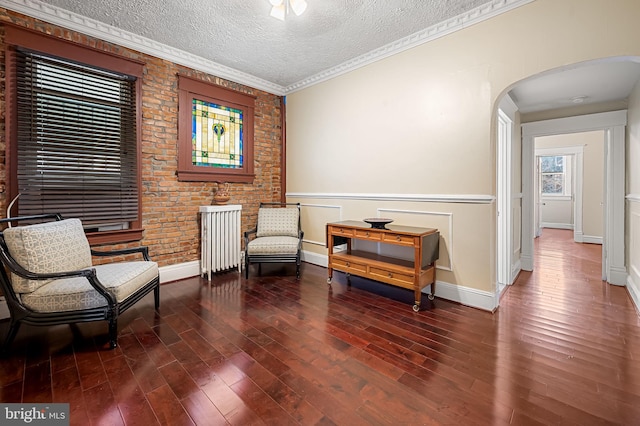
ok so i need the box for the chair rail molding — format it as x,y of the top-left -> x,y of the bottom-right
287,192 -> 495,204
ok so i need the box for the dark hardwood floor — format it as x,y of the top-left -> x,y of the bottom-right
1,228 -> 639,425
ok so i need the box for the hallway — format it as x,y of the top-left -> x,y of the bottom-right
499,228 -> 640,423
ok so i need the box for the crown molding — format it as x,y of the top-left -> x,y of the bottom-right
0,0 -> 533,96
0,0 -> 287,95
284,0 -> 535,94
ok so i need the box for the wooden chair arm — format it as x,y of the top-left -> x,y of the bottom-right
244,228 -> 257,244
91,246 -> 151,261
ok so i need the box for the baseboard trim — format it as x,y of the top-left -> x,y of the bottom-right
626,274 -> 640,314
511,259 -> 522,284
302,250 -> 328,268
2,256 -> 498,316
582,235 -> 603,245
302,250 -> 496,311
435,280 -> 497,311
609,266 -> 628,286
541,222 -> 573,230
159,260 -> 200,284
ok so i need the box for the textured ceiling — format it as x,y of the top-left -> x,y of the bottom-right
30,0 -> 495,89
6,0 -> 639,110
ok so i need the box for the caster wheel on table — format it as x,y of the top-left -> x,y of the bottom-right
428,294 -> 435,301
327,278 -> 332,284
412,304 -> 420,312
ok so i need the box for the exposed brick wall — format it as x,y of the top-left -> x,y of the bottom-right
0,9 -> 283,268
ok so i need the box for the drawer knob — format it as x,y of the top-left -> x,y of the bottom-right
346,262 -> 350,267
388,273 -> 393,278
396,236 -> 401,241
365,232 -> 370,237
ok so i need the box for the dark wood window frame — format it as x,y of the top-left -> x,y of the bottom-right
177,75 -> 256,183
4,24 -> 145,245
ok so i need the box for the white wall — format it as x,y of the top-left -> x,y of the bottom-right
286,0 -> 640,310
626,79 -> 640,308
541,198 -> 573,229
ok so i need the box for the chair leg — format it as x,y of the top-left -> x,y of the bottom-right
1,320 -> 21,354
108,317 -> 118,349
154,286 -> 160,310
245,257 -> 249,279
106,302 -> 119,349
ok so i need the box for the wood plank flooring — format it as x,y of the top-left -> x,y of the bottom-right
1,228 -> 639,425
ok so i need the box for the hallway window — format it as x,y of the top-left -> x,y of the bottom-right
540,155 -> 571,196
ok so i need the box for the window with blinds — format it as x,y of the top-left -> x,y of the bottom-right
14,49 -> 138,231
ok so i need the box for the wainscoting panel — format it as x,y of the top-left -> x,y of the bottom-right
288,192 -> 496,310
300,203 -> 342,247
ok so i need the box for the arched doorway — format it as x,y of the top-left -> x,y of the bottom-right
496,57 -> 640,302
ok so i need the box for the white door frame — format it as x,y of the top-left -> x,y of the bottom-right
496,94 -> 518,306
521,110 -> 627,285
497,109 -> 512,298
535,145 -> 585,241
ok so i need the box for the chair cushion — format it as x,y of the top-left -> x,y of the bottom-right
3,218 -> 92,294
247,236 -> 300,255
21,261 -> 158,313
256,207 -> 299,238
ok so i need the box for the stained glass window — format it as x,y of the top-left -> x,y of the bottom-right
177,75 -> 255,183
192,99 -> 243,169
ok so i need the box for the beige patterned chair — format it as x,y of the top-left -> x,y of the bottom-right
0,214 -> 159,352
244,203 -> 303,279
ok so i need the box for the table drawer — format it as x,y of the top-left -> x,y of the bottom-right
331,257 -> 367,274
354,229 -> 381,241
369,266 -> 414,285
329,226 -> 354,237
382,233 -> 415,246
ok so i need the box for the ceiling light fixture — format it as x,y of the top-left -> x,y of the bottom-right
269,0 -> 307,21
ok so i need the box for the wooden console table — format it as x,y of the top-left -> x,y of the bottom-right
326,221 -> 439,312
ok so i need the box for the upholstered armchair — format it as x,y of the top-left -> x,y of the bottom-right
0,214 -> 160,351
244,203 -> 303,279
